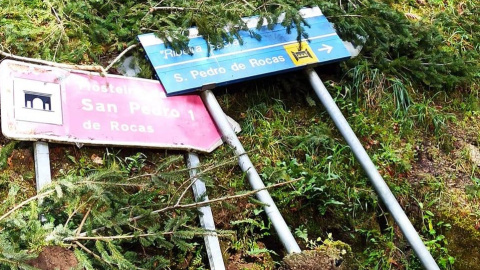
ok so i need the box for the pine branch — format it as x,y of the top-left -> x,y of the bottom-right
73,233 -> 157,241
0,257 -> 36,270
126,153 -> 236,185
165,154 -> 239,206
172,149 -> 269,206
69,230 -> 232,242
77,180 -> 147,188
149,6 -> 199,12
65,202 -> 87,227
1,43 -> 139,75
47,2 -> 66,61
105,44 -> 139,72
174,177 -> 198,207
75,208 -> 92,236
74,241 -> 108,265
0,190 -> 55,223
68,177 -> 302,239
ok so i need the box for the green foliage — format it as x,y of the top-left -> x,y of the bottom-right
294,228 -> 350,257
417,202 -> 455,269
65,152 -> 97,177
1,0 -> 479,269
465,177 -> 480,199
0,152 -> 238,268
357,227 -> 406,269
407,94 -> 456,136
231,216 -> 271,252
73,249 -> 94,270
0,142 -> 18,170
322,0 -> 478,92
0,0 -> 326,64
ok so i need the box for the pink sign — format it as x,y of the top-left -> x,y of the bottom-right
0,60 -> 222,152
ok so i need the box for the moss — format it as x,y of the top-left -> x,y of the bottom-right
279,240 -> 351,270
440,211 -> 480,270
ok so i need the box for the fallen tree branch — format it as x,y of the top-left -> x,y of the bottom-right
0,190 -> 55,223
69,177 -> 303,239
68,229 -> 232,242
105,44 -> 139,72
153,178 -> 301,214
1,43 -> 139,75
0,49 -> 106,73
149,6 -> 199,12
74,241 -> 109,265
166,154 -> 239,206
75,207 -> 92,236
73,233 -> 157,241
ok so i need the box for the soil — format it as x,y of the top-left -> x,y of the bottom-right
27,246 -> 78,270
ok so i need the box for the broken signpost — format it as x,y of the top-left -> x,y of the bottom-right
0,60 -> 222,153
0,59 -> 227,269
139,6 -> 353,255
140,6 -> 440,270
138,7 -> 350,96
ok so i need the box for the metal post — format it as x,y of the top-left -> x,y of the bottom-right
201,90 -> 301,254
306,69 -> 439,270
34,142 -> 52,192
186,153 -> 226,270
34,141 -> 52,222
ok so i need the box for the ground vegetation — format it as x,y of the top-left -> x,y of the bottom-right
0,0 -> 479,269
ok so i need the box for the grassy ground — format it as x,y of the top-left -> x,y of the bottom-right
207,70 -> 480,269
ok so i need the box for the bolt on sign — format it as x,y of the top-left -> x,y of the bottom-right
0,60 -> 222,152
138,7 -> 351,96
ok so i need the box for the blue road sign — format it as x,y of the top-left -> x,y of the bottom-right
139,7 -> 351,96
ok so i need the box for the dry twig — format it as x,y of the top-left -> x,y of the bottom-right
149,6 -> 199,12
75,207 -> 92,236
0,49 -> 106,73
0,190 -> 55,223
105,44 -> 139,72
74,241 -> 107,264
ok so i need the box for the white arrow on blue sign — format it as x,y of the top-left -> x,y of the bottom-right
139,7 -> 351,96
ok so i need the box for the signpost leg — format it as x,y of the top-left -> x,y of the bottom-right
186,152 -> 226,270
201,90 -> 301,254
34,142 -> 52,192
34,142 -> 52,222
306,69 -> 440,270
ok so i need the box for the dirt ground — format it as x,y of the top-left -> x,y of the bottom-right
27,246 -> 78,270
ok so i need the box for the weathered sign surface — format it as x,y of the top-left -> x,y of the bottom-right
138,7 -> 351,96
0,60 -> 222,152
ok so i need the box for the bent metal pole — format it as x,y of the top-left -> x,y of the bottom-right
201,90 -> 301,254
306,68 -> 439,270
